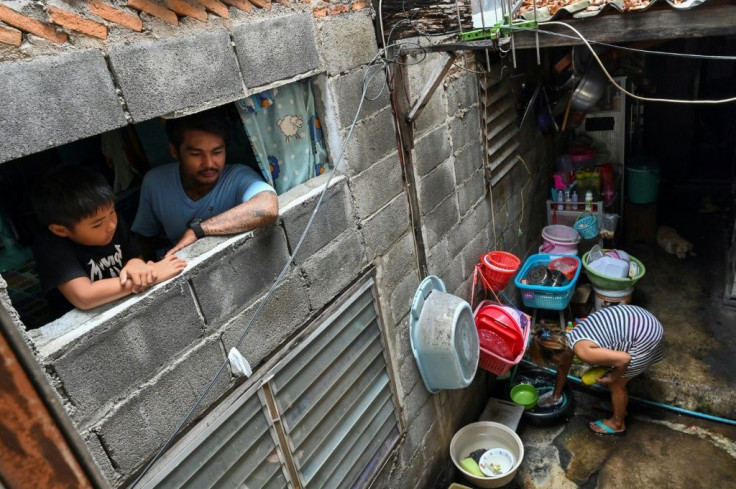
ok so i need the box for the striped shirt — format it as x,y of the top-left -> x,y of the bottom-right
567,305 -> 664,377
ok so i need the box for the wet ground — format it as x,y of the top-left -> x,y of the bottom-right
442,199 -> 736,488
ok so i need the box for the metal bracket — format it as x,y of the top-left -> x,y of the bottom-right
406,51 -> 458,124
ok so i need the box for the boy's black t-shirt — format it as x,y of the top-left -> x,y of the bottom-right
33,217 -> 142,318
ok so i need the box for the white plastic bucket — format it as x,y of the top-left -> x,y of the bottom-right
592,286 -> 634,311
410,277 -> 479,393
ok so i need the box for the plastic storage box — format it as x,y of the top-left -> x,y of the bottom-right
514,254 -> 582,310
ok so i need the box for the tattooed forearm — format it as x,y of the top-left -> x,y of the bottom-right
201,192 -> 279,236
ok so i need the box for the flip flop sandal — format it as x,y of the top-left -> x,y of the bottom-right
588,419 -> 626,437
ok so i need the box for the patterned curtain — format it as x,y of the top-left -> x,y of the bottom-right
235,80 -> 329,194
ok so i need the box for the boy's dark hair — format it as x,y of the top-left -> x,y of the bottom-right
31,165 -> 115,229
165,109 -> 229,151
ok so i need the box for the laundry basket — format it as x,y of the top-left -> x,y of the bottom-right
574,211 -> 599,239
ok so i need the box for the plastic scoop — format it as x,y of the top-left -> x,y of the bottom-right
582,367 -> 609,385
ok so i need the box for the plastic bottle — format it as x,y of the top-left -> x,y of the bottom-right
585,190 -> 593,212
564,189 -> 571,210
557,190 -> 565,211
571,191 -> 578,211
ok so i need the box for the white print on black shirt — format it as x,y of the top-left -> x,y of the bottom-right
88,245 -> 123,281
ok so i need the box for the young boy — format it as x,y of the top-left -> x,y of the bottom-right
31,165 -> 187,318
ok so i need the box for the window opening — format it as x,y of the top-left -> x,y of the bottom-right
136,277 -> 401,489
0,77 -> 334,330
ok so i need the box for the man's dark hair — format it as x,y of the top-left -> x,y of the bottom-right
31,165 -> 115,229
165,109 -> 229,151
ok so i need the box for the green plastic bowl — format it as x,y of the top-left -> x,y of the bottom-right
582,251 -> 646,291
510,384 -> 538,410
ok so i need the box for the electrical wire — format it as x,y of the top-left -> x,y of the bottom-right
130,55 -> 387,489
509,21 -> 736,104
511,24 -> 736,61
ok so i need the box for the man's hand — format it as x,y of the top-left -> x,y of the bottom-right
166,228 -> 197,256
120,258 -> 157,293
151,254 -> 187,281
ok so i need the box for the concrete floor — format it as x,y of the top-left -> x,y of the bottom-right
445,204 -> 736,488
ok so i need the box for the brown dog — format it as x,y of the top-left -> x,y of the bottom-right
656,226 -> 695,259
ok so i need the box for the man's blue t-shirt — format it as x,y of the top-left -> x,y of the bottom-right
131,163 -> 275,243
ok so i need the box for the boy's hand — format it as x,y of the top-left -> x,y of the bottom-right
151,254 -> 187,283
120,258 -> 157,293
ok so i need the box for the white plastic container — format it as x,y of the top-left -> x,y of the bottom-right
587,256 -> 629,279
410,276 -> 479,393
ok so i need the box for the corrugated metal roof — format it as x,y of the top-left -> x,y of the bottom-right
519,0 -> 707,21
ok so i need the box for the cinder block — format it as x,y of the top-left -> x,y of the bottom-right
426,240 -> 449,277
282,180 -> 355,263
343,108 -> 397,176
447,208 -> 487,260
108,28 -> 243,122
389,270 -> 419,325
450,107 -> 481,152
407,52 -> 449,135
414,88 -> 446,136
97,337 -> 230,475
398,353 -> 423,397
436,253 -> 465,300
82,431 -> 117,483
406,396 -> 439,453
418,159 -> 455,215
220,273 -> 311,367
51,282 -> 203,423
0,50 -> 127,164
461,232 -> 488,278
350,152 -> 403,220
446,73 -> 479,115
458,171 -> 486,218
454,142 -> 484,184
330,66 -> 390,129
422,195 -> 459,250
360,195 -> 410,260
189,228 -> 290,327
316,12 -> 378,76
413,124 -> 451,177
377,233 -> 415,292
301,230 -> 368,311
232,13 -> 320,89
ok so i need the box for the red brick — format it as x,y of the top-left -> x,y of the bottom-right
89,0 -> 143,32
328,4 -> 349,14
312,7 -> 327,17
0,24 -> 22,47
272,0 -> 289,6
0,4 -> 67,44
48,6 -> 108,39
352,1 -> 368,10
248,0 -> 272,10
127,0 -> 178,25
193,0 -> 229,18
220,0 -> 251,12
163,0 -> 208,20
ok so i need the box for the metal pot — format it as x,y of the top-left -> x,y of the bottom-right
570,64 -> 607,112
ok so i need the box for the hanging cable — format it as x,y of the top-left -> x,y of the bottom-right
508,21 -> 736,104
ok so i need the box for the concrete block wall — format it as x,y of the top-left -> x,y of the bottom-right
1,4 -> 555,488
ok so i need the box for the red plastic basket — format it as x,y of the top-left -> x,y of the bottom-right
549,256 -> 580,281
480,252 -> 521,292
473,301 -> 530,375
